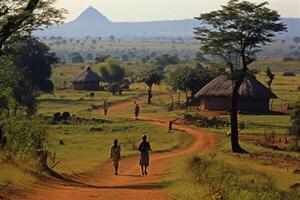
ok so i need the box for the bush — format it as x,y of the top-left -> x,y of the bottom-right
60,112 -> 71,121
2,116 -> 48,161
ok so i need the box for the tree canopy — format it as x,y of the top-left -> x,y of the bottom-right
0,0 -> 65,50
99,59 -> 125,84
155,54 -> 179,68
137,67 -> 164,104
168,64 -> 219,103
194,0 -> 286,153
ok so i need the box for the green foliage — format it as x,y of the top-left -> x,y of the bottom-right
108,82 -> 121,95
99,59 -> 125,84
136,66 -> 164,103
194,0 -> 286,153
95,54 -> 110,63
69,52 -> 84,63
155,54 -> 179,67
195,51 -> 207,61
0,88 -> 16,116
195,0 -> 286,70
11,38 -> 58,114
16,37 -> 58,92
168,63 -> 218,101
2,115 -> 48,161
138,67 -> 164,88
0,0 -> 65,50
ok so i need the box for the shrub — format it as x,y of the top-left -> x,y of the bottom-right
2,116 -> 48,161
60,112 -> 71,121
53,112 -> 61,121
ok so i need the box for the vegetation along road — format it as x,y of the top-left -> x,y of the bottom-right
11,97 -> 217,200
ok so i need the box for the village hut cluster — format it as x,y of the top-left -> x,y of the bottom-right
195,74 -> 277,113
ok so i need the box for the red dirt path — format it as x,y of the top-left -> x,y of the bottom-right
11,97 -> 217,200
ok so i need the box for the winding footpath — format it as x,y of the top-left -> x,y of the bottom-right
11,97 -> 217,200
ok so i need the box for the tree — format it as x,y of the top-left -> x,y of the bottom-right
194,0 -> 286,153
99,59 -> 125,84
13,37 -> 59,114
155,54 -> 179,68
69,52 -> 84,63
293,36 -> 300,45
195,51 -> 207,62
86,53 -> 94,61
138,67 -> 164,104
95,54 -> 110,63
0,0 -> 65,50
265,67 -> 275,90
169,64 -> 217,104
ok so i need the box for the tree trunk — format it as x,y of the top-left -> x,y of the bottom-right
230,78 -> 247,153
147,86 -> 152,104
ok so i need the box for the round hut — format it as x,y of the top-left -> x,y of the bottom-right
195,74 -> 277,113
72,67 -> 103,91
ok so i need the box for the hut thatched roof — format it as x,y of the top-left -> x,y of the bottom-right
73,67 -> 103,83
195,75 -> 277,99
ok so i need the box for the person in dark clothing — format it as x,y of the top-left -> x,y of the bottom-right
135,103 -> 140,120
138,135 -> 152,175
110,139 -> 121,175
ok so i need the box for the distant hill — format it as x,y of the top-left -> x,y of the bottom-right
36,6 -> 300,39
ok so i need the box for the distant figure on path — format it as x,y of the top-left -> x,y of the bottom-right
110,139 -> 121,175
103,100 -> 110,116
135,103 -> 140,120
168,120 -> 173,132
138,135 -> 152,175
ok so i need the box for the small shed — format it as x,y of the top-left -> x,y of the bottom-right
72,67 -> 103,91
282,71 -> 296,77
195,74 -> 277,113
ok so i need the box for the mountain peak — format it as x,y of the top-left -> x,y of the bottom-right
75,6 -> 111,24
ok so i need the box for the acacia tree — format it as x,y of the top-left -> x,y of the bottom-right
194,0 -> 286,153
138,67 -> 164,104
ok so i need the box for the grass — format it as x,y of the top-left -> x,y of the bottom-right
38,90 -> 142,117
163,136 -> 300,200
0,162 -> 35,195
48,119 -> 191,175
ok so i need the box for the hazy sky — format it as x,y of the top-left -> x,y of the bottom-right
55,0 -> 300,22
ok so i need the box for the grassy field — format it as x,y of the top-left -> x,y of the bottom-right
163,137 -> 300,200
38,90 -> 143,117
48,120 -> 191,175
1,59 -> 300,198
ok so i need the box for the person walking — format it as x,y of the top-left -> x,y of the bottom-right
110,139 -> 121,175
135,103 -> 140,120
103,99 -> 110,116
138,135 -> 152,175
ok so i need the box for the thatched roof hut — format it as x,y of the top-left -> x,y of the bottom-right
72,67 -> 103,91
195,75 -> 277,113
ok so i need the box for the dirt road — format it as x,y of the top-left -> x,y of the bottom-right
12,98 -> 217,200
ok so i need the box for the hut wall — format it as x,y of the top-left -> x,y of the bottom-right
200,97 -> 270,113
239,98 -> 270,113
201,97 -> 231,111
73,82 -> 100,91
